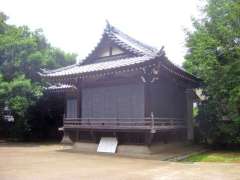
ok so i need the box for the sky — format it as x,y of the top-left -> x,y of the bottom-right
0,0 -> 201,65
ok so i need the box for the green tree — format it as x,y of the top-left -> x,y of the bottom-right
184,0 -> 240,145
0,12 -> 76,139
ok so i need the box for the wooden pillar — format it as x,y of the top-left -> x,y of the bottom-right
186,89 -> 194,141
75,129 -> 79,142
76,82 -> 81,143
145,132 -> 154,146
144,82 -> 152,117
143,74 -> 156,146
76,83 -> 81,118
90,131 -> 97,143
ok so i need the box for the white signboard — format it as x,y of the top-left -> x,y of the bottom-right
97,137 -> 118,153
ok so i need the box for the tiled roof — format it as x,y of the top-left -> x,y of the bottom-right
40,55 -> 156,78
104,23 -> 159,56
80,22 -> 161,64
40,22 -> 200,84
45,84 -> 76,91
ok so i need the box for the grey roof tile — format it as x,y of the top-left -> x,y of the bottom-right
80,22 -> 161,63
40,22 -> 200,84
109,26 -> 158,55
46,84 -> 76,90
41,55 -> 155,77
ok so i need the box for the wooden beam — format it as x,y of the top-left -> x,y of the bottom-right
75,129 -> 79,142
145,132 -> 154,146
144,82 -> 151,117
76,84 -> 81,118
186,89 -> 194,141
90,131 -> 97,143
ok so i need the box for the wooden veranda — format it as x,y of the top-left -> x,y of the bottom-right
63,117 -> 185,132
41,22 -> 201,145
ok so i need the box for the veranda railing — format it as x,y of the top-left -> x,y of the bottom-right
63,117 -> 185,131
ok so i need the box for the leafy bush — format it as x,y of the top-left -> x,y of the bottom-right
184,0 -> 240,145
0,12 -> 76,140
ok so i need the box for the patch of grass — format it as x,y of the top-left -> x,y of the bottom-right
184,151 -> 240,163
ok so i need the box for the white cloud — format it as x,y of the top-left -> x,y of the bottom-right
0,0 -> 200,65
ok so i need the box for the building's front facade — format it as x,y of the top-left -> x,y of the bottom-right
41,23 -> 201,145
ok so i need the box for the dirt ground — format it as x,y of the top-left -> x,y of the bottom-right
0,143 -> 240,180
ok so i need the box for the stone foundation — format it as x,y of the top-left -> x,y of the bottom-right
72,141 -> 194,157
61,132 -> 73,144
73,142 -> 97,153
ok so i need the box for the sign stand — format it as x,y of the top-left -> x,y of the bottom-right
97,137 -> 118,153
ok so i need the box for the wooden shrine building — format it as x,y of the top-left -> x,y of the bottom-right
40,22 -> 201,145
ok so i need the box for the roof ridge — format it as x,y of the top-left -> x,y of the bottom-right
79,22 -> 163,65
112,26 -> 158,51
106,24 -> 159,55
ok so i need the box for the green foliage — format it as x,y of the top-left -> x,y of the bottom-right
0,12 -> 76,139
193,107 -> 199,118
184,0 -> 240,145
183,151 -> 240,163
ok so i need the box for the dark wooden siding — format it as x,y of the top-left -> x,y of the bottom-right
66,98 -> 78,118
82,84 -> 144,118
150,77 -> 186,118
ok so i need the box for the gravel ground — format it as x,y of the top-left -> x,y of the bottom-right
0,143 -> 240,180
